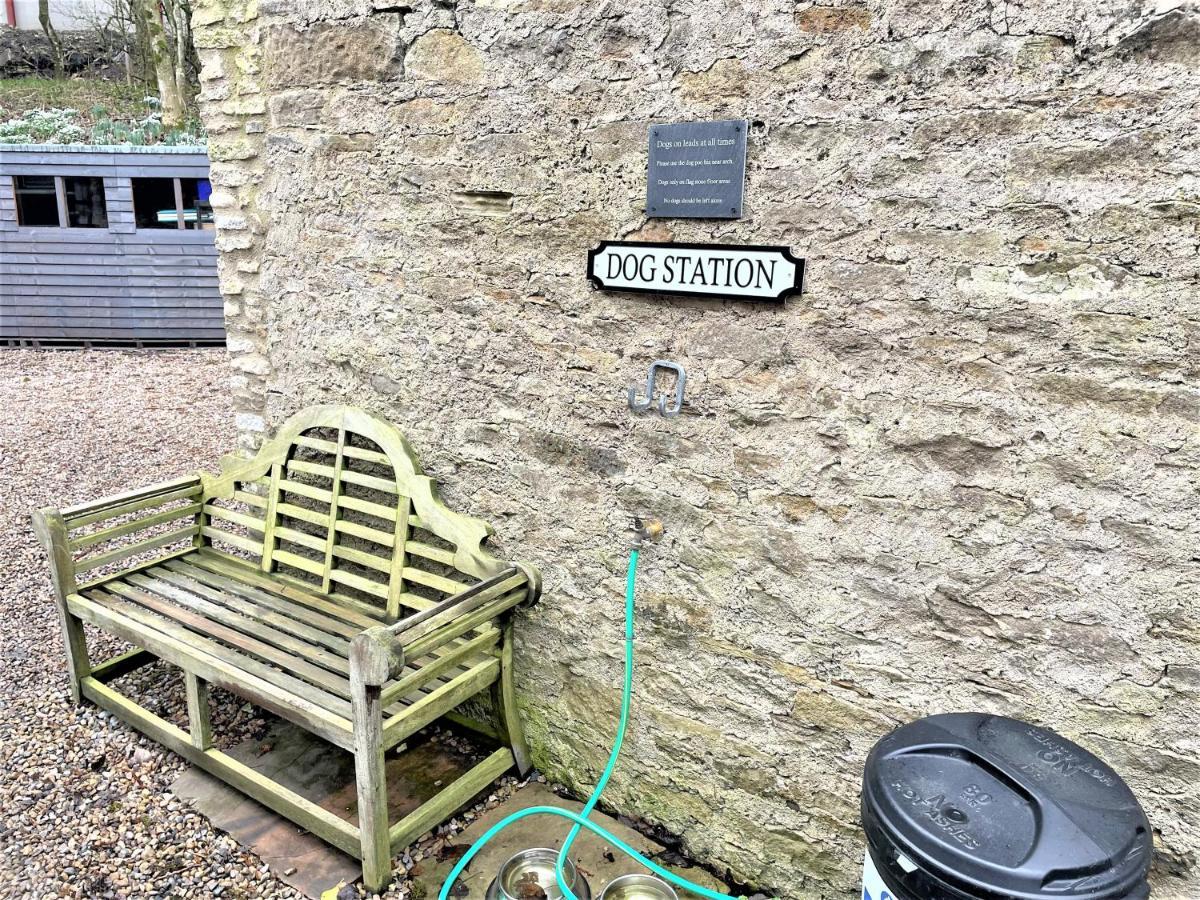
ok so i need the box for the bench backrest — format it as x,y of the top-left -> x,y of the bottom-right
200,405 -> 506,621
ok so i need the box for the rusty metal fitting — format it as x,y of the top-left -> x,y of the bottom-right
632,516 -> 664,548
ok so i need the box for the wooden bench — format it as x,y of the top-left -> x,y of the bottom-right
34,405 -> 540,892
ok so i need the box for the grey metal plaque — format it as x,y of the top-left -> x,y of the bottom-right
646,119 -> 747,219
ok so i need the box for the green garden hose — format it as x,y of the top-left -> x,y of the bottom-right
551,547 -> 638,899
437,548 -> 744,900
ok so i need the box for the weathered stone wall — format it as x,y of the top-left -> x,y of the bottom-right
192,0 -> 1200,895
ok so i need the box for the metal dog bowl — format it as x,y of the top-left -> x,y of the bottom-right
599,874 -> 678,900
484,847 -> 593,900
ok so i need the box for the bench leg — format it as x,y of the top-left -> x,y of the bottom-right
34,509 -> 90,704
185,672 -> 213,751
493,621 -> 533,777
58,612 -> 91,705
352,681 -> 392,894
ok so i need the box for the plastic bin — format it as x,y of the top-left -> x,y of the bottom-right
861,713 -> 1151,900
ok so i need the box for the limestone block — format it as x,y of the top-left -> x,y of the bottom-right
198,81 -> 232,103
404,28 -> 485,83
677,57 -> 752,105
235,412 -> 266,432
267,90 -> 325,128
207,163 -> 255,187
220,96 -> 267,116
225,333 -> 257,354
207,138 -> 260,161
231,353 -> 271,375
236,44 -> 261,77
190,0 -> 228,28
215,212 -> 247,231
193,24 -> 246,50
197,48 -> 226,81
264,20 -> 399,87
795,5 -> 871,33
1111,7 -> 1200,65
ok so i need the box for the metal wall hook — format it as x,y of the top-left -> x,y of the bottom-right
627,384 -> 654,413
628,360 -> 686,418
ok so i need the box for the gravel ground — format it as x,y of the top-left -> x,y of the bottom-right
0,350 -> 535,900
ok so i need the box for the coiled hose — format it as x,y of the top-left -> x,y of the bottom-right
438,548 -> 744,900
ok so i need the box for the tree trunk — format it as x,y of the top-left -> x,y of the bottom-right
168,0 -> 196,108
113,0 -> 134,84
129,0 -> 152,86
135,0 -> 184,127
38,0 -> 65,77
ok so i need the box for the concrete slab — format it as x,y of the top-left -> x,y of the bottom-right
172,720 -> 486,899
410,783 -> 729,900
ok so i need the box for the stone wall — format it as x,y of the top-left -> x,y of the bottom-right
192,0 -> 1200,895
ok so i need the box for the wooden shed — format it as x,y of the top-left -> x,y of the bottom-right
0,144 -> 224,346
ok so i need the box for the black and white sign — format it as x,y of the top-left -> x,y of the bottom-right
647,120 -> 747,219
587,241 -> 805,301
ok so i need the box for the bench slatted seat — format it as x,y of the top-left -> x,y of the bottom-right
34,405 -> 540,892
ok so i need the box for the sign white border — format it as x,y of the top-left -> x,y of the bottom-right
587,240 -> 805,302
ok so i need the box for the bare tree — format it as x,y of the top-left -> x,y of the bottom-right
38,0 -> 65,76
165,0 -> 199,107
79,0 -> 140,84
129,0 -> 152,86
64,0 -> 200,125
134,0 -> 184,126
110,0 -> 141,85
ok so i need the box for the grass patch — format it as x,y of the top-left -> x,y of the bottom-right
0,76 -> 204,146
0,76 -> 153,127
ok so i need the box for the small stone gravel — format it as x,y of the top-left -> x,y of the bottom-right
0,350 -> 537,900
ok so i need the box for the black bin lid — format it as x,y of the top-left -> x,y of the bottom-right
861,713 -> 1151,900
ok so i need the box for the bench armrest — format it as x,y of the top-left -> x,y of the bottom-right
56,474 -> 204,525
350,564 -> 539,687
34,475 -> 205,592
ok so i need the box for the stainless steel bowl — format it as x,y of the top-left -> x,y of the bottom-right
599,874 -> 678,900
494,847 -> 590,900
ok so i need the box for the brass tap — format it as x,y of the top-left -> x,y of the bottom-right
632,517 -> 664,548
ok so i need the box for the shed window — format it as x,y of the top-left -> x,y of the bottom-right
13,175 -> 60,227
132,177 -> 214,230
63,176 -> 108,228
13,175 -> 108,228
